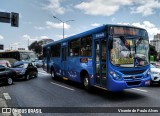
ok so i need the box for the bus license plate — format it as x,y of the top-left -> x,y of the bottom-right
145,81 -> 150,86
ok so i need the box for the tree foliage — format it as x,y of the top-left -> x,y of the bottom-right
150,44 -> 158,60
28,41 -> 42,56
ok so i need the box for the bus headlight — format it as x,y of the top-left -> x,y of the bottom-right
110,71 -> 122,81
145,70 -> 150,78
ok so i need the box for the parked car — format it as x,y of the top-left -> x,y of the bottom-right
0,65 -> 16,85
0,60 -> 11,67
34,60 -> 43,68
11,61 -> 38,80
150,64 -> 160,85
150,62 -> 160,68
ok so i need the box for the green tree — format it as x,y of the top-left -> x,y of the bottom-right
150,44 -> 158,61
28,41 -> 42,57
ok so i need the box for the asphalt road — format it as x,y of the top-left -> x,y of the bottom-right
1,68 -> 160,116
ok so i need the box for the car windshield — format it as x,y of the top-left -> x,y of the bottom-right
150,64 -> 156,68
110,37 -> 149,67
13,61 -> 30,68
15,63 -> 28,68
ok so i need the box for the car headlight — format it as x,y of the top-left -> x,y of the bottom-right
110,70 -> 122,81
20,69 -> 26,74
152,72 -> 159,75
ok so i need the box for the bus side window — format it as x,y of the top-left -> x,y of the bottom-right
96,42 -> 99,61
51,44 -> 61,57
101,40 -> 106,62
81,36 -> 92,56
69,39 -> 80,57
43,47 -> 47,57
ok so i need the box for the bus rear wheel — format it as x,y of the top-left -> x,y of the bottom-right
83,74 -> 92,92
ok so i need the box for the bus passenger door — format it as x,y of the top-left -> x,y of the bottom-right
61,47 -> 67,76
94,39 -> 107,88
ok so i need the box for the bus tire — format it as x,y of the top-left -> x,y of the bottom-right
83,74 -> 92,92
34,72 -> 38,78
51,69 -> 56,80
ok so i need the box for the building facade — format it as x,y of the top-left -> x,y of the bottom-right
150,34 -> 160,53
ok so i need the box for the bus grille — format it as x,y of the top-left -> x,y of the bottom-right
123,76 -> 142,81
121,70 -> 145,75
126,81 -> 141,86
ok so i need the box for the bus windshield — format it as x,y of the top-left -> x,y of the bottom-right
110,37 -> 149,67
20,52 -> 37,61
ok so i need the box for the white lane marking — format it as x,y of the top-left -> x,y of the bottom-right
51,82 -> 74,91
38,70 -> 46,73
131,88 -> 148,92
3,93 -> 11,100
38,72 -> 50,76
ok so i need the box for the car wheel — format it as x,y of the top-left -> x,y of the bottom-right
34,72 -> 38,78
25,74 -> 30,80
7,77 -> 13,85
51,69 -> 56,80
83,74 -> 92,92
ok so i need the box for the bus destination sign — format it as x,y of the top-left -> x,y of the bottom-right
112,27 -> 139,36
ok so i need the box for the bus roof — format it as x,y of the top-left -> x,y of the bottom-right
43,24 -> 147,48
0,50 -> 34,53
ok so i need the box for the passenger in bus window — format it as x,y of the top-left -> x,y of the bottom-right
102,52 -> 106,62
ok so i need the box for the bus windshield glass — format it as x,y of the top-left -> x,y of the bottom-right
20,52 -> 37,61
110,37 -> 149,67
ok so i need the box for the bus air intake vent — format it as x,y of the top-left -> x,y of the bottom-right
121,70 -> 145,75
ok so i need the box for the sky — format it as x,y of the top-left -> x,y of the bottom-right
1,0 -> 160,50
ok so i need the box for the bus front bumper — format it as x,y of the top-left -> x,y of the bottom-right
107,76 -> 151,92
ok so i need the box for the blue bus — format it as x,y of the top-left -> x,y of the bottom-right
43,24 -> 150,92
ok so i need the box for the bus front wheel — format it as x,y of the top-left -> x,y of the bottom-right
83,75 -> 92,92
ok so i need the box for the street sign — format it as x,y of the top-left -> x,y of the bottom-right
11,12 -> 19,27
0,12 -> 10,23
0,44 -> 4,50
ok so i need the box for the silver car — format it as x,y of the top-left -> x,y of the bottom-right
150,64 -> 160,85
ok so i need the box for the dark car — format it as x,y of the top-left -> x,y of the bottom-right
11,61 -> 38,80
0,65 -> 16,85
